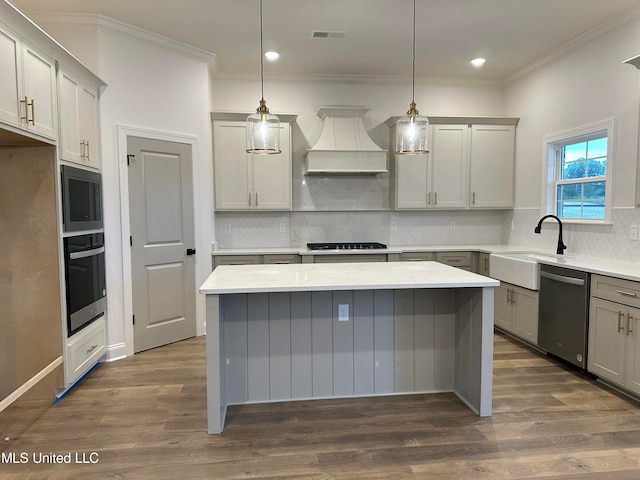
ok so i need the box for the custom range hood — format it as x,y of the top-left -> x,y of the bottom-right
304,107 -> 388,175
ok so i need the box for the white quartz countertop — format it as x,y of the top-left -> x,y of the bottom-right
199,261 -> 499,295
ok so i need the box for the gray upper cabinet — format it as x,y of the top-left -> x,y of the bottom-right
213,119 -> 292,211
391,117 -> 517,210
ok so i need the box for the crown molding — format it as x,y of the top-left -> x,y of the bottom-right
27,12 -> 217,76
504,2 -> 640,85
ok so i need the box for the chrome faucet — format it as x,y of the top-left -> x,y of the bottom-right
534,215 -> 567,255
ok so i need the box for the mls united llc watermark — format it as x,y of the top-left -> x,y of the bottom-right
2,451 -> 99,464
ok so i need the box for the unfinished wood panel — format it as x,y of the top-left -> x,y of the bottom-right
290,292 -> 312,398
222,294 -> 247,404
312,291 -> 333,397
373,290 -> 394,394
332,290 -> 354,397
247,293 -> 269,402
0,145 -> 61,406
269,292 -> 291,400
353,290 -> 374,395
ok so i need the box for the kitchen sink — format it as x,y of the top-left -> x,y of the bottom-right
489,253 -> 541,290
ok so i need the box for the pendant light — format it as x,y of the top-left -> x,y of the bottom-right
246,0 -> 281,154
395,0 -> 428,154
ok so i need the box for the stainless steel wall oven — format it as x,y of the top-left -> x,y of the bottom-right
64,233 -> 106,336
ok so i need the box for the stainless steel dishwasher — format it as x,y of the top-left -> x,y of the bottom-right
538,264 -> 590,369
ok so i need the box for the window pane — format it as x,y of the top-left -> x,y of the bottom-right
583,201 -> 605,219
557,202 -> 582,219
583,181 -> 606,200
587,158 -> 606,177
563,142 -> 586,163
561,160 -> 586,180
587,138 -> 607,158
557,183 -> 581,200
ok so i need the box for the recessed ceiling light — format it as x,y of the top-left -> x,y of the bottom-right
265,51 -> 280,61
470,57 -> 486,68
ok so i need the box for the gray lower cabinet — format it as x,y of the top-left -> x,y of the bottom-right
478,252 -> 490,276
213,255 -> 261,268
312,254 -> 388,263
494,281 -> 538,345
588,275 -> 640,395
262,254 -> 301,264
435,251 -> 473,271
399,252 -> 435,262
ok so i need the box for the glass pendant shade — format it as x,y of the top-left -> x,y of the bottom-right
396,102 -> 429,154
246,99 -> 281,154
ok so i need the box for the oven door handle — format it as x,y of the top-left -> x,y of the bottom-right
69,246 -> 105,260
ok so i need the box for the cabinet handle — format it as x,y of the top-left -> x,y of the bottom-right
86,344 -> 98,354
616,290 -> 637,298
472,192 -> 476,205
29,98 -> 35,125
86,140 -> 90,160
427,192 -> 431,205
20,96 -> 28,121
434,192 -> 437,205
484,257 -> 489,271
628,313 -> 634,335
248,193 -> 252,206
618,311 -> 625,332
507,289 -> 512,304
255,192 -> 258,207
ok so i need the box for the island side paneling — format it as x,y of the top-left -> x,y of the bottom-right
221,289 -> 457,405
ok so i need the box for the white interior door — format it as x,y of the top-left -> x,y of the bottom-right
127,136 -> 196,353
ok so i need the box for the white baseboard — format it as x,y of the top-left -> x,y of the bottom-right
105,342 -> 126,362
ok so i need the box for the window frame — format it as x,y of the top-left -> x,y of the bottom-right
542,118 -> 615,225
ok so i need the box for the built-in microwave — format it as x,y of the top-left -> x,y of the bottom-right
61,165 -> 103,232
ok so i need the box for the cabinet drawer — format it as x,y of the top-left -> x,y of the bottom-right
262,254 -> 301,264
435,251 -> 472,268
313,254 -> 387,263
400,252 -> 434,262
67,318 -> 106,382
591,274 -> 640,308
214,255 -> 261,268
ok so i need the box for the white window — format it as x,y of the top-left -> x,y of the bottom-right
542,119 -> 614,224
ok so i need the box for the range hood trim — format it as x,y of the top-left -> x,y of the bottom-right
304,106 -> 388,175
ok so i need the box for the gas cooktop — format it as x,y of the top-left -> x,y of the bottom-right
307,242 -> 388,250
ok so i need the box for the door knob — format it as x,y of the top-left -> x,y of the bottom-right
186,248 -> 196,256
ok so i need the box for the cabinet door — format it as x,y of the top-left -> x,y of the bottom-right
511,286 -> 539,345
469,125 -> 514,208
22,42 -> 56,139
478,252 -> 490,276
252,123 -> 291,210
494,283 -> 512,331
0,23 -> 21,128
625,306 -> 640,395
214,121 -> 250,209
588,297 -> 626,385
430,124 -> 469,208
79,84 -> 100,168
395,153 -> 428,208
58,70 -> 83,163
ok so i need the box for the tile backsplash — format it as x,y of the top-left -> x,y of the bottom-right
215,210 -> 505,249
506,208 -> 640,261
216,207 -> 640,263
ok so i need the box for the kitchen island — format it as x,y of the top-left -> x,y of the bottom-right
199,261 -> 498,434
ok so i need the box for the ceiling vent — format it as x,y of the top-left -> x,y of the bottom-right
310,30 -> 346,39
304,107 -> 388,175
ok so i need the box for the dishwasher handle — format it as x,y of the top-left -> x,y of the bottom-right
541,270 -> 585,286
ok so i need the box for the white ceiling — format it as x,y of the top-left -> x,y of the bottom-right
11,0 -> 640,83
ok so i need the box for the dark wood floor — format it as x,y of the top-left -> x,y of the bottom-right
2,332 -> 640,479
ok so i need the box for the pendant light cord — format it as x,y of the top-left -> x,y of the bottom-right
260,0 -> 265,101
411,0 -> 416,104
